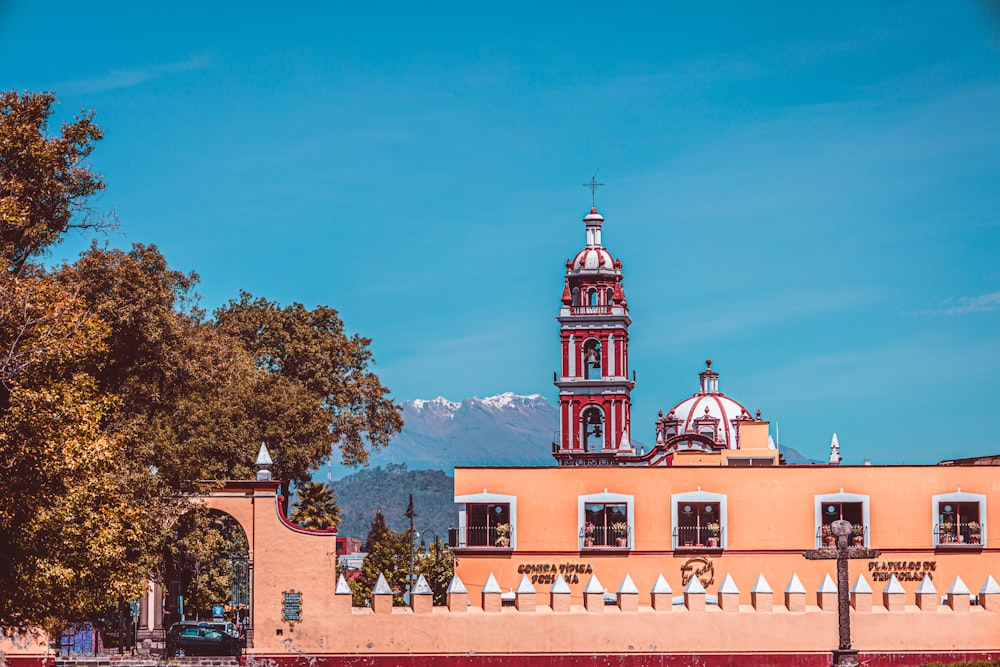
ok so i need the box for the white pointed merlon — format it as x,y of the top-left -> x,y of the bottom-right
915,574 -> 937,595
550,574 -> 572,594
617,573 -> 639,594
750,573 -> 772,594
980,575 -> 1000,612
947,575 -> 970,595
850,574 -> 872,594
785,573 -> 806,594
515,574 -> 536,594
882,573 -> 905,595
482,573 -> 502,594
446,574 -> 467,594
373,573 -> 392,595
718,573 -> 739,594
336,574 -> 351,595
583,574 -> 604,594
816,573 -> 838,610
947,575 -> 972,612
651,574 -> 672,594
718,573 -> 740,612
683,575 -> 706,594
412,574 -> 432,595
914,573 -> 938,611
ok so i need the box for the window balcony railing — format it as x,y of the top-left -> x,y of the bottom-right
579,525 -> 631,549
673,525 -> 724,550
935,522 -> 983,548
815,524 -> 868,549
448,524 -> 515,549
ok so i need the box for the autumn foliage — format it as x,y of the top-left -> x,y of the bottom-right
0,91 -> 402,629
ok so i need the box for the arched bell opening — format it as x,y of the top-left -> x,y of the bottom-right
581,406 -> 605,452
582,339 -> 602,379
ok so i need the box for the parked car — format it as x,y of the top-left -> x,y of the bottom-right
166,621 -> 244,657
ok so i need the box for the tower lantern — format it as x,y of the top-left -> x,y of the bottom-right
553,206 -> 634,466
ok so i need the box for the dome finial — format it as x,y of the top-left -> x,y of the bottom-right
706,358 -> 712,369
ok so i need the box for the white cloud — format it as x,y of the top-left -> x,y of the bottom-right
59,55 -> 209,95
939,291 -> 1000,315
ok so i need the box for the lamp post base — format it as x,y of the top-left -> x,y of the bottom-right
832,649 -> 859,666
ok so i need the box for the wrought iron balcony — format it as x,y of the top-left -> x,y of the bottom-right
934,522 -> 983,548
448,524 -> 515,549
815,524 -> 868,549
673,525 -> 724,550
579,525 -> 631,549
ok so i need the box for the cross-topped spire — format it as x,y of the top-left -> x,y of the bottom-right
582,170 -> 604,207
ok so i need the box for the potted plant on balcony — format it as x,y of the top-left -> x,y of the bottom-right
611,522 -> 629,547
494,522 -> 511,548
968,521 -> 981,545
583,521 -> 595,548
940,521 -> 955,544
706,521 -> 721,548
850,524 -> 865,546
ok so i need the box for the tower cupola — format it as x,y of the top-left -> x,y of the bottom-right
553,205 -> 635,466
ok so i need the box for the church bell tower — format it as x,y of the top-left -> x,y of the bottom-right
553,206 -> 635,466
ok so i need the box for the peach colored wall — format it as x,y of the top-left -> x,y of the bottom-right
453,465 -> 998,607
0,631 -> 49,666
202,481 -> 339,654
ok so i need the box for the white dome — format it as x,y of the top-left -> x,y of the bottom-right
668,393 -> 752,450
656,359 -> 754,450
571,246 -> 615,271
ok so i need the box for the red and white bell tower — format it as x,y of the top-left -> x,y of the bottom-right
553,206 -> 635,466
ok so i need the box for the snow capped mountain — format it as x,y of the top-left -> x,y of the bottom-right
325,392 -> 559,480
322,391 -> 816,480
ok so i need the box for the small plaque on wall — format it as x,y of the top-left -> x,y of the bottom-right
282,591 -> 302,622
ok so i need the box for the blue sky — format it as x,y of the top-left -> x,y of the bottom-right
3,1 -> 999,464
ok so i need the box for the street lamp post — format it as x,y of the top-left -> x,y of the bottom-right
404,493 -> 416,598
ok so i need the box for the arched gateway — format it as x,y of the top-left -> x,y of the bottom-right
135,458 -> 338,655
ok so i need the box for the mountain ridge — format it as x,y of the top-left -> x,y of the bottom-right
323,392 -> 818,481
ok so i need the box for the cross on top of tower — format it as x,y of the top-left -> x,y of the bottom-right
582,170 -> 604,207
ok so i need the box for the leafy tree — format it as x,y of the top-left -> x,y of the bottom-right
350,510 -> 411,606
0,271 -> 173,628
0,90 -> 112,275
0,91 -> 403,630
289,482 -> 342,530
215,293 -> 404,471
416,539 -> 455,606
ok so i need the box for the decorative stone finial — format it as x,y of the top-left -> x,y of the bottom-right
829,433 -> 842,465
255,443 -> 273,481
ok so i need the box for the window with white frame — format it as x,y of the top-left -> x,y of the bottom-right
672,490 -> 726,549
933,490 -> 986,547
814,491 -> 870,548
454,491 -> 516,549
579,491 -> 634,549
